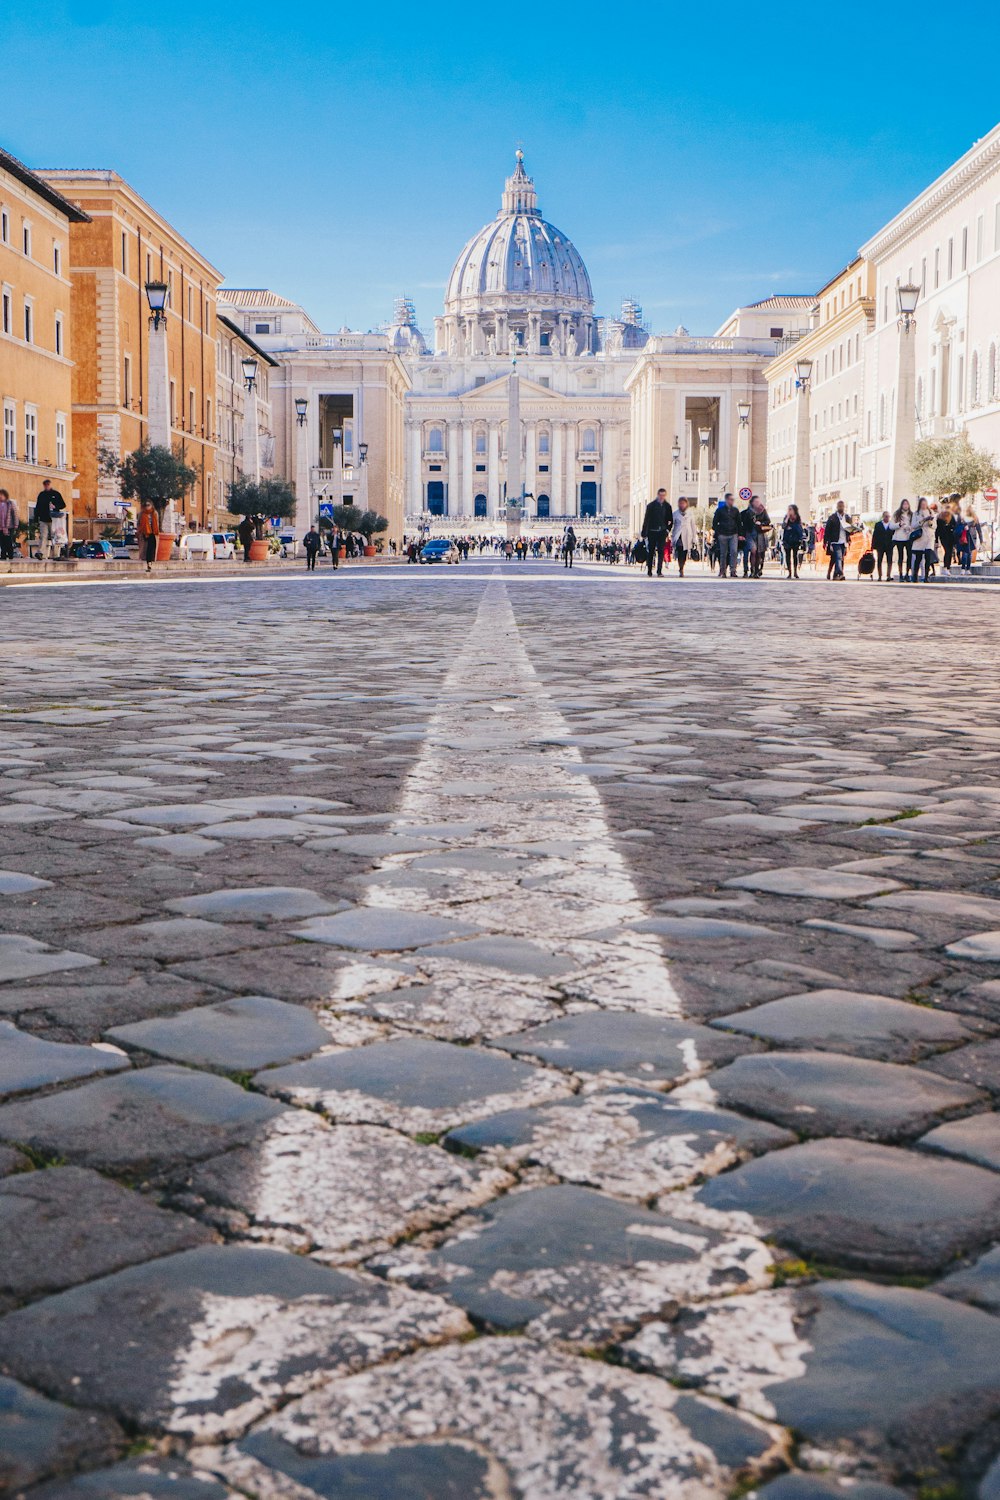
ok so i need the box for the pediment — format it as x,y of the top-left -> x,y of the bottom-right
463,374 -> 567,402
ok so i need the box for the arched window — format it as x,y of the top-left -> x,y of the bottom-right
428,428 -> 443,452
536,494 -> 549,517
475,429 -> 486,454
582,427 -> 597,452
538,430 -> 550,454
474,494 -> 487,517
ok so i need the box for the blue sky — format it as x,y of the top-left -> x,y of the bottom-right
8,0 -> 1000,336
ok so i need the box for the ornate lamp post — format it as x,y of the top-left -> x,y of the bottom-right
735,400 -> 751,497
793,356 -> 813,521
332,427 -> 344,515
696,426 -> 711,513
294,397 -> 309,537
241,356 -> 260,484
358,440 -> 370,514
888,282 -> 920,509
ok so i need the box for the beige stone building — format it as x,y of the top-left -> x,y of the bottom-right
37,168 -> 222,531
0,147 -> 88,533
215,314 -> 276,527
765,261 -> 875,521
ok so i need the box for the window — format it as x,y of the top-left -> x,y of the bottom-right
121,232 -> 127,275
187,287 -> 193,322
53,243 -> 61,275
962,227 -> 968,271
428,428 -> 443,451
934,247 -> 940,288
169,380 -> 176,425
22,223 -> 31,258
1,287 -> 10,335
123,354 -> 132,408
995,202 -> 1000,252
582,428 -> 596,452
475,431 -> 486,453
54,313 -> 63,356
990,345 -> 998,401
188,389 -> 195,434
24,407 -> 37,464
145,251 -> 152,284
473,376 -> 486,388
947,239 -> 954,280
921,257 -> 927,295
23,299 -> 33,343
971,351 -> 980,406
205,397 -> 211,440
56,414 -> 66,469
166,269 -> 173,305
254,322 -> 269,334
2,401 -> 14,459
0,209 -> 7,243
769,326 -> 783,338
978,215 -> 985,261
475,463 -> 486,472
538,431 -> 550,453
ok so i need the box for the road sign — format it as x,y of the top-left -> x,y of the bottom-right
318,502 -> 334,519
739,487 -> 753,501
113,500 -> 129,510
985,488 -> 998,503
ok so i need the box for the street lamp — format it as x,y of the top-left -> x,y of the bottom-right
698,427 -> 711,450
358,441 -> 369,465
144,281 -> 168,330
241,356 -> 258,392
735,402 -> 752,497
294,397 -> 308,426
794,357 -> 813,388
331,427 -> 344,513
896,281 -> 920,333
737,401 -> 751,425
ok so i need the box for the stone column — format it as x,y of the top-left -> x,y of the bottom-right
793,384 -> 812,520
243,384 -> 261,485
525,423 -> 536,509
696,428 -> 710,512
551,423 -> 564,517
446,421 -> 460,517
461,421 -> 474,518
488,424 -> 500,514
603,425 -> 618,518
147,317 -> 174,531
406,423 -> 422,519
564,424 -> 577,514
295,409 -> 310,535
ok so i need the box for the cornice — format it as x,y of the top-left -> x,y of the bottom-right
861,127 -> 1000,261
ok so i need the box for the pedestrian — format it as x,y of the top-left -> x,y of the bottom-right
237,515 -> 255,562
910,498 -> 937,582
640,488 -> 672,577
329,526 -> 342,569
33,479 -> 66,560
0,490 -> 18,565
137,498 -> 159,572
959,507 -> 982,574
672,497 -> 698,577
303,526 -> 321,570
872,511 -> 895,580
823,499 -> 853,581
563,525 -> 577,568
745,496 -> 772,578
713,492 -> 741,578
781,504 -> 804,579
936,500 -> 958,576
891,500 -> 914,581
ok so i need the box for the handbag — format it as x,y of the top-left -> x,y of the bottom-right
689,545 -> 701,562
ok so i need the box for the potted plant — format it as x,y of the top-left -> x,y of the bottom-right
355,509 -> 389,557
100,442 -> 199,561
226,476 -> 297,562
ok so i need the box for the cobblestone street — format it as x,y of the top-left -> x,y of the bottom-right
3,562 -> 1000,1499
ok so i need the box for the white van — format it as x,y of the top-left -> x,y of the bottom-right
177,533 -> 214,561
213,533 -> 236,560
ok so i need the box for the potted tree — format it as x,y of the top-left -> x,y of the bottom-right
356,509 -> 389,557
226,475 -> 297,562
100,443 -> 199,561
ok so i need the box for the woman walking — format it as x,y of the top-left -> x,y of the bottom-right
781,505 -> 804,579
892,500 -> 914,582
910,499 -> 937,582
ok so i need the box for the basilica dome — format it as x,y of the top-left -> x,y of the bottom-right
438,152 -> 596,356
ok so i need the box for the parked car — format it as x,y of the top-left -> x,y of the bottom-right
213,533 -> 236,560
177,533 -> 214,561
419,539 -> 460,565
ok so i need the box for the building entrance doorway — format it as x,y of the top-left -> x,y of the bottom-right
474,494 -> 487,517
580,482 -> 598,517
427,481 -> 445,516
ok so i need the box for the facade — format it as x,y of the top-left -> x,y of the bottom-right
219,291 -> 410,540
0,148 -> 87,531
37,168 -> 222,529
215,315 -> 276,528
765,260 -> 875,520
859,122 -> 1000,518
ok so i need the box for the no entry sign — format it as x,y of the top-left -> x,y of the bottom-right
984,487 -> 998,503
739,487 -> 753,501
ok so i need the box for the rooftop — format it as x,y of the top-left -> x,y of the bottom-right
0,147 -> 90,223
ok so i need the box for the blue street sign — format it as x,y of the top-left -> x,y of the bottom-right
318,502 -> 334,518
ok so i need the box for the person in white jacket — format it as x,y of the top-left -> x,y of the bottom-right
671,498 -> 699,577
910,499 -> 937,583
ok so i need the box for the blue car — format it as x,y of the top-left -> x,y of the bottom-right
419,539 -> 460,564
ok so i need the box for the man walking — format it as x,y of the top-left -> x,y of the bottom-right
745,496 -> 772,578
641,488 -> 673,577
672,497 -> 698,577
303,526 -> 321,570
34,479 -> 65,560
713,493 -> 741,578
872,511 -> 894,580
824,499 -> 853,580
563,525 -> 577,568
0,490 -> 18,565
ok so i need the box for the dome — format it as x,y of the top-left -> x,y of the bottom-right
444,152 -> 593,317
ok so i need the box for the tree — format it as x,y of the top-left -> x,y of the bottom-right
355,509 -> 389,540
99,442 -> 199,516
226,475 -> 296,538
909,433 -> 999,498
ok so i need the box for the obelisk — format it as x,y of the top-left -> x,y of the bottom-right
506,361 -> 522,540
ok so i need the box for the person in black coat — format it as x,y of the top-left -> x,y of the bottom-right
640,489 -> 673,577
303,527 -> 321,570
872,511 -> 894,580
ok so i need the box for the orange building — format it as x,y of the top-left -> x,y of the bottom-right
0,148 -> 88,533
37,169 -> 222,531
